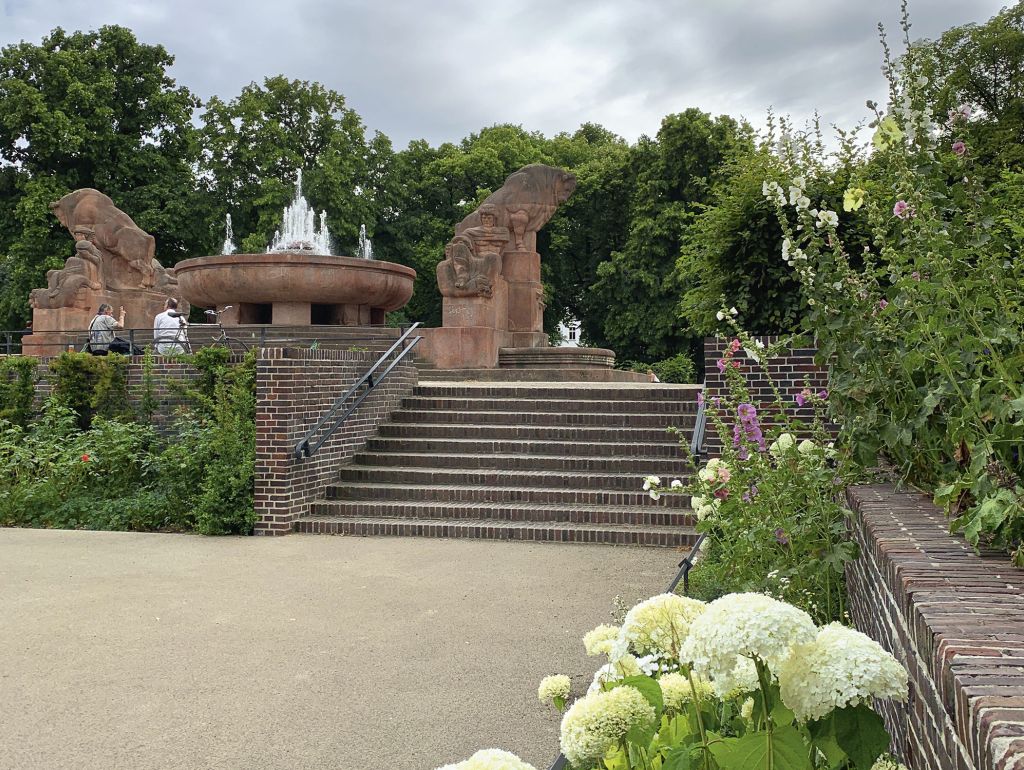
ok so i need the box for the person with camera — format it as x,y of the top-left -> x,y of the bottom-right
88,303 -> 125,355
153,298 -> 188,355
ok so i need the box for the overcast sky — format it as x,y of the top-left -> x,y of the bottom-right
1,0 -> 1010,148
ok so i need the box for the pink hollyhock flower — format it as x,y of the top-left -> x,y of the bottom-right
717,467 -> 732,483
729,338 -> 742,353
714,487 -> 730,500
879,299 -> 889,310
911,271 -> 921,281
893,200 -> 913,219
795,388 -> 812,407
952,141 -> 967,157
716,358 -> 727,373
81,454 -> 90,462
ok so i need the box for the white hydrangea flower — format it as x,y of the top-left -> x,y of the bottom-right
717,656 -> 761,699
679,593 -> 817,691
588,655 -> 643,694
612,593 -> 706,660
559,686 -> 656,767
435,748 -> 537,770
740,697 -> 754,721
871,756 -> 909,770
769,432 -> 797,457
778,623 -> 908,722
690,494 -> 720,521
797,439 -> 818,454
538,674 -> 572,705
659,671 -> 714,711
583,624 -> 620,657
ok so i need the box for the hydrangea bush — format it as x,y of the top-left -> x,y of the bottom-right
437,592 -> 908,770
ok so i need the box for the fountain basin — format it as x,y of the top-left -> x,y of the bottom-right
174,252 -> 416,326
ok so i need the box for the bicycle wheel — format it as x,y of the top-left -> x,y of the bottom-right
220,335 -> 250,353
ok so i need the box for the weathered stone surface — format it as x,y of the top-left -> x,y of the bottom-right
174,252 -> 416,327
24,189 -> 185,355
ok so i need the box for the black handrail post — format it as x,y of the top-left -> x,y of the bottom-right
260,327 -> 266,349
4,332 -> 11,356
129,328 -> 135,353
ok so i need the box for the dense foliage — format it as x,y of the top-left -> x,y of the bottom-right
441,593 -> 908,770
0,351 -> 256,534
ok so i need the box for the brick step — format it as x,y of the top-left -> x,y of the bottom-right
398,396 -> 697,415
363,436 -> 687,458
411,384 -> 700,402
377,422 -> 686,444
336,465 -> 690,491
292,515 -> 697,547
325,482 -> 692,508
351,451 -> 689,473
308,500 -> 694,526
387,409 -> 695,429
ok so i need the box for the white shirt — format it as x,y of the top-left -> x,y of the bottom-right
153,310 -> 184,353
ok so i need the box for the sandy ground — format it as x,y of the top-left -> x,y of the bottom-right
0,529 -> 680,770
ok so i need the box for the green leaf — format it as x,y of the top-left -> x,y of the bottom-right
662,746 -> 695,770
832,704 -> 891,770
614,675 -> 664,714
710,725 -> 813,770
807,715 -> 849,769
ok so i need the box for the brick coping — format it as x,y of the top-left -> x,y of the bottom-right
847,483 -> 1024,770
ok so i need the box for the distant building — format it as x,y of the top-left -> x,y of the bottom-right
557,318 -> 581,347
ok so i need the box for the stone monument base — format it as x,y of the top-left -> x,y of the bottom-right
22,289 -> 176,357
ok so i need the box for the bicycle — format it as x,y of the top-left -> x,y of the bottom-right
167,306 -> 250,354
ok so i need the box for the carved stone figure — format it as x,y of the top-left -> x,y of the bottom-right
30,227 -> 104,310
47,188 -> 179,294
453,164 -> 576,252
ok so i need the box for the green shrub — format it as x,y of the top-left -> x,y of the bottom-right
619,352 -> 697,383
49,352 -> 130,429
0,356 -> 37,426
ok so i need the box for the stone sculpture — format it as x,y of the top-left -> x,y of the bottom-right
436,205 -> 508,298
46,188 -> 178,294
421,164 -> 577,369
23,189 -> 185,356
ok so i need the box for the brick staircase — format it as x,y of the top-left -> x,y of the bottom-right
294,381 -> 701,547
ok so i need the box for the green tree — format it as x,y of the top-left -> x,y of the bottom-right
542,124 -> 634,343
588,109 -> 748,362
0,25 -> 202,328
199,76 -> 380,257
372,124 -> 552,326
917,2 -> 1024,174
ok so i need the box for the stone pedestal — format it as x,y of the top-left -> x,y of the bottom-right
442,279 -> 508,330
272,302 -> 311,326
23,289 -> 174,356
501,250 -> 545,345
417,326 -> 507,369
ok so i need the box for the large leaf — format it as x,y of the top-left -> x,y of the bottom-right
709,725 -> 813,770
832,704 -> 891,770
614,675 -> 664,714
807,716 -> 849,769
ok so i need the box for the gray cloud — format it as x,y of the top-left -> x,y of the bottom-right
1,0 -> 1008,147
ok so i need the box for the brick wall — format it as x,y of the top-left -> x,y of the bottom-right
702,335 -> 832,454
253,348 -> 417,535
846,484 -> 1024,770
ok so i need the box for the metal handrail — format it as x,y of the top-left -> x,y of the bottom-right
544,385 -> 709,770
293,322 -> 422,459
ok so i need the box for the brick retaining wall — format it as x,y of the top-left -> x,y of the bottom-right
846,484 -> 1024,770
702,335 -> 832,454
253,348 -> 417,535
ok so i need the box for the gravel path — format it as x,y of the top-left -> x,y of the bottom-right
0,529 -> 680,770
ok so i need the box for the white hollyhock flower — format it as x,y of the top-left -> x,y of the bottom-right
729,307 -> 738,316
679,593 -> 817,691
816,209 -> 839,228
716,310 -> 725,321
642,475 -> 660,491
559,686 -> 656,767
778,623 -> 908,722
670,479 -> 683,489
796,195 -> 811,210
